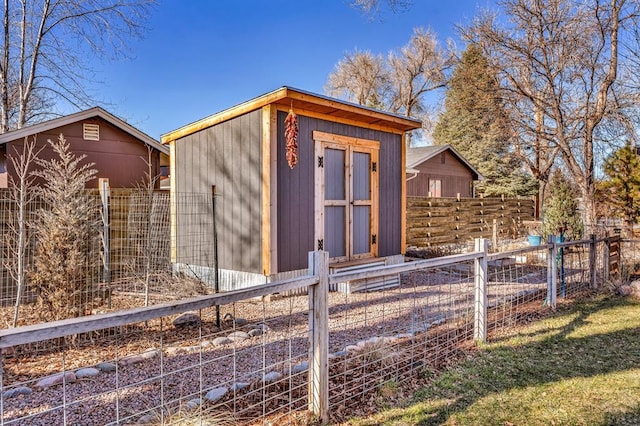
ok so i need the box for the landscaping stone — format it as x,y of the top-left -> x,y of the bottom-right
332,350 -> 348,357
96,362 -> 117,372
211,337 -> 232,346
262,371 -> 282,383
227,331 -> 250,342
119,354 -> 144,366
141,349 -> 160,359
76,367 -> 100,378
35,372 -> 77,389
3,386 -> 32,399
248,328 -> 264,337
173,311 -> 201,327
344,345 -> 360,352
183,398 -> 202,410
230,382 -> 250,392
204,387 -> 227,402
136,414 -> 157,424
292,361 -> 308,374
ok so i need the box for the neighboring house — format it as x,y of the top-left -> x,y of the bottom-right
406,145 -> 483,198
0,107 -> 169,188
161,86 -> 422,290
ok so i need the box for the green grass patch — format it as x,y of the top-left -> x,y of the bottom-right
347,295 -> 640,425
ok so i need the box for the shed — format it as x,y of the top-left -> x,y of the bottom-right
0,107 -> 169,188
161,86 -> 422,289
406,145 -> 483,198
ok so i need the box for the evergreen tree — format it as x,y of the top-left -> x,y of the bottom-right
542,172 -> 583,240
599,143 -> 640,235
433,43 -> 536,197
29,134 -> 99,321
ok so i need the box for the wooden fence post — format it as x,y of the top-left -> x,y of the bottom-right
547,235 -> 557,309
589,234 -> 597,289
308,251 -> 329,422
474,238 -> 488,343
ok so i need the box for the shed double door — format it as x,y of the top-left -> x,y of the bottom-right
313,131 -> 379,263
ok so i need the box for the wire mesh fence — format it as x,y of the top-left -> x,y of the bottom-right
0,235 -> 624,425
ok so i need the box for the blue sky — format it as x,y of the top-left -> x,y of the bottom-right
94,1 -> 498,140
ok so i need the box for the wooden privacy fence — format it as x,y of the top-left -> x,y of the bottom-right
406,195 -> 536,247
0,236 -> 617,425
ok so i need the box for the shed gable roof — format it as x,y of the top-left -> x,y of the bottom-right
406,144 -> 484,180
0,107 -> 169,155
161,86 -> 423,143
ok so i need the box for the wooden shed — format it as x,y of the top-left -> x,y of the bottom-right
161,86 -> 422,289
406,145 -> 483,198
0,107 -> 169,188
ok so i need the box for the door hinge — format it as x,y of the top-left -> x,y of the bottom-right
317,239 -> 324,250
371,234 -> 377,245
318,156 -> 324,168
372,161 -> 377,172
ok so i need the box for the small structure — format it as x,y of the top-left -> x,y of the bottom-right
406,144 -> 483,198
161,86 -> 422,290
0,107 -> 169,188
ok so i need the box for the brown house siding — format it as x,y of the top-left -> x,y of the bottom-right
276,112 -> 402,272
407,150 -> 473,197
2,117 -> 161,188
173,110 -> 263,273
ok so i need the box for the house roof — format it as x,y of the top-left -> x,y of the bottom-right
0,107 -> 169,155
406,144 -> 484,180
161,86 -> 423,143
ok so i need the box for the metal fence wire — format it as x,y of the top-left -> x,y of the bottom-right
0,232 -> 623,425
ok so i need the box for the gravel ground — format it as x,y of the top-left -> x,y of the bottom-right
0,261 -> 555,425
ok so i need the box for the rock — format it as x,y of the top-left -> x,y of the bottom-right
227,331 -> 250,342
230,382 -> 250,392
332,350 -> 348,357
35,372 -> 77,389
262,371 -> 282,383
119,354 -> 144,366
211,337 -> 232,346
76,367 -> 100,378
619,285 -> 633,296
136,414 -> 157,424
3,386 -> 32,398
96,362 -> 117,372
222,313 -> 247,326
141,349 -> 160,360
248,328 -> 264,337
173,311 -> 202,327
183,398 -> 202,410
292,361 -> 308,374
205,387 -> 227,402
344,345 -> 360,352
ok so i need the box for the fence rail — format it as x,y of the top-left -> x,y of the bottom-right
0,236 -> 618,425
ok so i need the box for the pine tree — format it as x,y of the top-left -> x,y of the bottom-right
29,134 -> 99,321
599,143 -> 640,236
542,172 -> 583,240
433,43 -> 536,197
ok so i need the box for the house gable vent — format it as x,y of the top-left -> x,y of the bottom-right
83,123 -> 100,141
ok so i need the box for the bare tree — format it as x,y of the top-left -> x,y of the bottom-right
326,28 -> 455,145
4,136 -> 41,326
325,50 -> 388,108
351,0 -> 411,17
465,0 -> 640,232
0,0 -> 154,132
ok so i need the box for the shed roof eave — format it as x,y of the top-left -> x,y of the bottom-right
161,86 -> 422,144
